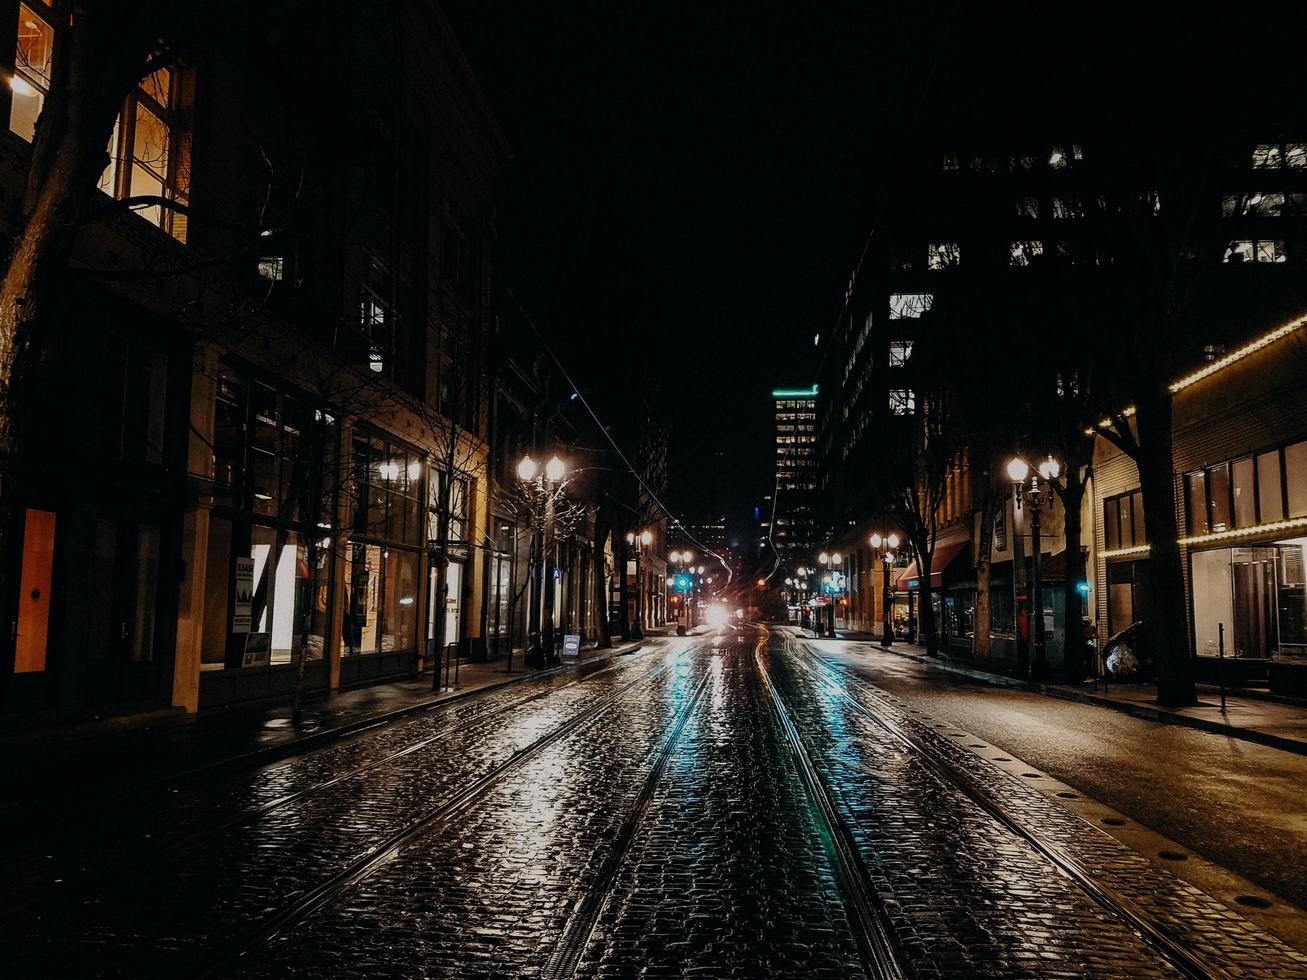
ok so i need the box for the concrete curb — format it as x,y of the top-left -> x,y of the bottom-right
828,636 -> 1307,759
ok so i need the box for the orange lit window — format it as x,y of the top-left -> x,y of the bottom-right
99,63 -> 192,243
7,2 -> 55,141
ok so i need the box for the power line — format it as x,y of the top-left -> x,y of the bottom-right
506,288 -> 736,586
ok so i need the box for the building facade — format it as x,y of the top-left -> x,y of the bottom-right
0,1 -> 510,717
771,385 -> 818,564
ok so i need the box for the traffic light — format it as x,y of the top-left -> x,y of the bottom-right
675,575 -> 691,591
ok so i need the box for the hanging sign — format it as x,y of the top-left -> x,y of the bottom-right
563,634 -> 581,657
232,556 -> 254,633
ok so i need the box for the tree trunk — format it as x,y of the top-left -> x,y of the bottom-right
1058,465 -> 1087,683
0,5 -> 140,605
592,509 -> 612,649
616,530 -> 631,640
914,537 -> 938,656
972,467 -> 996,660
1134,387 -> 1196,705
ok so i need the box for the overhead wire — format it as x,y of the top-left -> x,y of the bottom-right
507,287 -> 736,586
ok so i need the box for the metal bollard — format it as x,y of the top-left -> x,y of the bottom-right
1218,622 -> 1227,713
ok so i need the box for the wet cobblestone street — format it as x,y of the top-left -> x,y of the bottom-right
3,628 -> 1306,978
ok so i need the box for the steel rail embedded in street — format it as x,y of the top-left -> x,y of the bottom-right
194,655 -> 684,980
0,649 -> 660,936
540,660 -> 713,979
787,633 -> 1231,980
755,630 -> 909,980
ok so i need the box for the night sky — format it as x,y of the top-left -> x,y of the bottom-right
443,0 -> 905,534
441,2 -> 1300,541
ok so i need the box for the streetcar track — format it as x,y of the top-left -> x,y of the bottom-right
783,632 -> 1228,980
193,654 -> 690,980
754,632 -> 908,980
540,666 -> 713,979
0,652 -> 656,934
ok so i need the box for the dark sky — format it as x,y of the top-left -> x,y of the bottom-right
440,2 -> 1300,540
442,1 -> 913,531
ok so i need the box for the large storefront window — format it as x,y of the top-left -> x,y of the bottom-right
340,428 -> 421,657
1185,439 -> 1307,536
200,367 -> 336,669
1191,540 -> 1307,661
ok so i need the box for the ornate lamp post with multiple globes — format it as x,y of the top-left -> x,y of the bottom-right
869,531 -> 900,647
1008,454 -> 1061,681
517,453 -> 569,667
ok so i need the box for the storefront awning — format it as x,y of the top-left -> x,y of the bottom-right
895,540 -> 970,591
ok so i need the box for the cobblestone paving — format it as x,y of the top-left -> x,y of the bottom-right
579,638 -> 864,978
232,653 -> 713,978
0,649 -> 680,978
771,630 -> 1307,978
7,627 -> 1307,978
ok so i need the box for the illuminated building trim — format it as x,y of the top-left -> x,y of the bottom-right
1100,544 -> 1151,559
1179,516 -> 1307,547
772,384 -> 819,398
1168,314 -> 1307,393
1090,311 -> 1307,433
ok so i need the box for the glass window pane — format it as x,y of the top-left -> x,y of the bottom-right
382,550 -> 419,652
1208,464 -> 1232,533
9,5 -> 53,141
1259,451 -> 1284,522
1104,500 -> 1120,550
341,543 -> 381,656
1187,472 -> 1209,535
1287,441 -> 1307,518
131,103 -> 169,181
201,515 -> 233,665
1130,493 -> 1146,546
1232,457 -> 1256,528
1118,498 -> 1132,547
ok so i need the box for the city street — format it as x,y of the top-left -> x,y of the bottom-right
4,627 -> 1305,978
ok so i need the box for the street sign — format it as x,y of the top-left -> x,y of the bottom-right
563,634 -> 581,657
232,556 -> 254,633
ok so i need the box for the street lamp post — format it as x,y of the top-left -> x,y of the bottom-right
518,454 -> 568,668
1009,455 -> 1060,681
869,531 -> 900,648
817,551 -> 840,638
626,529 -> 652,639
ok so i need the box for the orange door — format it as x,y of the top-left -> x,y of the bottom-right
15,509 -> 56,673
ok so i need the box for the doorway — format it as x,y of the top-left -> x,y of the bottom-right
85,515 -> 163,705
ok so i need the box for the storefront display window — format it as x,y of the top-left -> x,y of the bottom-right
199,366 -> 336,670
341,426 -> 422,658
1191,538 -> 1307,661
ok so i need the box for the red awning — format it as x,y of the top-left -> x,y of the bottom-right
895,540 -> 970,591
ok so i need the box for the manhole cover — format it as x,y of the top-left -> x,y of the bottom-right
1235,895 -> 1272,909
1159,850 -> 1188,861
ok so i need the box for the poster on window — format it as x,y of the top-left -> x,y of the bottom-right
242,632 -> 271,668
233,556 -> 254,633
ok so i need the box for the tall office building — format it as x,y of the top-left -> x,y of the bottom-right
770,385 -> 818,561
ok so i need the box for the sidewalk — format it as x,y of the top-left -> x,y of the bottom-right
1,632 -> 667,813
797,627 -> 1307,757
